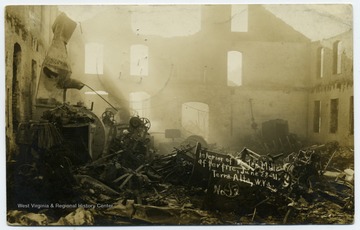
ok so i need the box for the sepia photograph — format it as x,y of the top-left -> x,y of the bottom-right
3,0 -> 356,227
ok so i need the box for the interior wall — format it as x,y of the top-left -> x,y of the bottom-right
5,6 -> 54,155
307,31 -> 353,146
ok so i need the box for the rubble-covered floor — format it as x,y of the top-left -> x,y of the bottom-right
7,115 -> 354,226
6,185 -> 355,225
6,182 -> 355,225
6,142 -> 354,226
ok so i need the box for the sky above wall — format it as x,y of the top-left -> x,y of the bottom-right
59,4 -> 352,41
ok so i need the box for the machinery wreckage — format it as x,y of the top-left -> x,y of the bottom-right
8,108 -> 354,225
7,13 -> 354,225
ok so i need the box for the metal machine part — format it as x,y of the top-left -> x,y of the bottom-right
102,111 -> 116,127
42,104 -> 106,161
80,107 -> 106,160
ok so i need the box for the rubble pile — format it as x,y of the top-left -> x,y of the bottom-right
7,114 -> 354,225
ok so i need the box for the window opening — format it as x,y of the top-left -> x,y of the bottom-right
227,51 -> 242,86
318,47 -> 324,78
85,43 -> 103,74
313,100 -> 321,133
333,41 -> 343,74
349,96 -> 354,135
231,5 -> 248,32
129,91 -> 150,117
330,98 -> 339,133
131,44 -> 148,76
181,102 -> 209,138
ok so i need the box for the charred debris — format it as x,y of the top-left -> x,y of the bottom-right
7,107 -> 354,225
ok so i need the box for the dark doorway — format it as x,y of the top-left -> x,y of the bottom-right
28,59 -> 37,119
12,43 -> 21,133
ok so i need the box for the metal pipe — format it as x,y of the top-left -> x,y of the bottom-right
84,84 -> 118,112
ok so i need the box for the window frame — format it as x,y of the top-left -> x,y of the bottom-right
227,50 -> 243,86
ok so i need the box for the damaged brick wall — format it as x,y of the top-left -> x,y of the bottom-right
66,5 -> 311,150
308,31 -> 353,146
5,6 -> 58,156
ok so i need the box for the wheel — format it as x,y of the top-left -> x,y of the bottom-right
140,117 -> 151,130
101,111 -> 115,126
129,116 -> 142,129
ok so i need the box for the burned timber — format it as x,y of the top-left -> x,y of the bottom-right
7,110 -> 354,225
5,5 -> 354,226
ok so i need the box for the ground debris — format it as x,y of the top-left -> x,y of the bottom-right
103,200 -> 135,218
7,134 -> 354,225
54,207 -> 94,225
290,200 -> 354,224
131,204 -> 220,225
74,174 -> 120,196
7,208 -> 95,226
7,210 -> 49,226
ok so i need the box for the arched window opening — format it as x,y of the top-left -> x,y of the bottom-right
85,43 -> 103,74
131,44 -> 148,76
129,91 -> 151,117
227,51 -> 242,86
181,102 -> 209,138
318,47 -> 324,78
333,41 -> 343,75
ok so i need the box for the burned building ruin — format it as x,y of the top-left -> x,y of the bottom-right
4,4 -> 354,226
